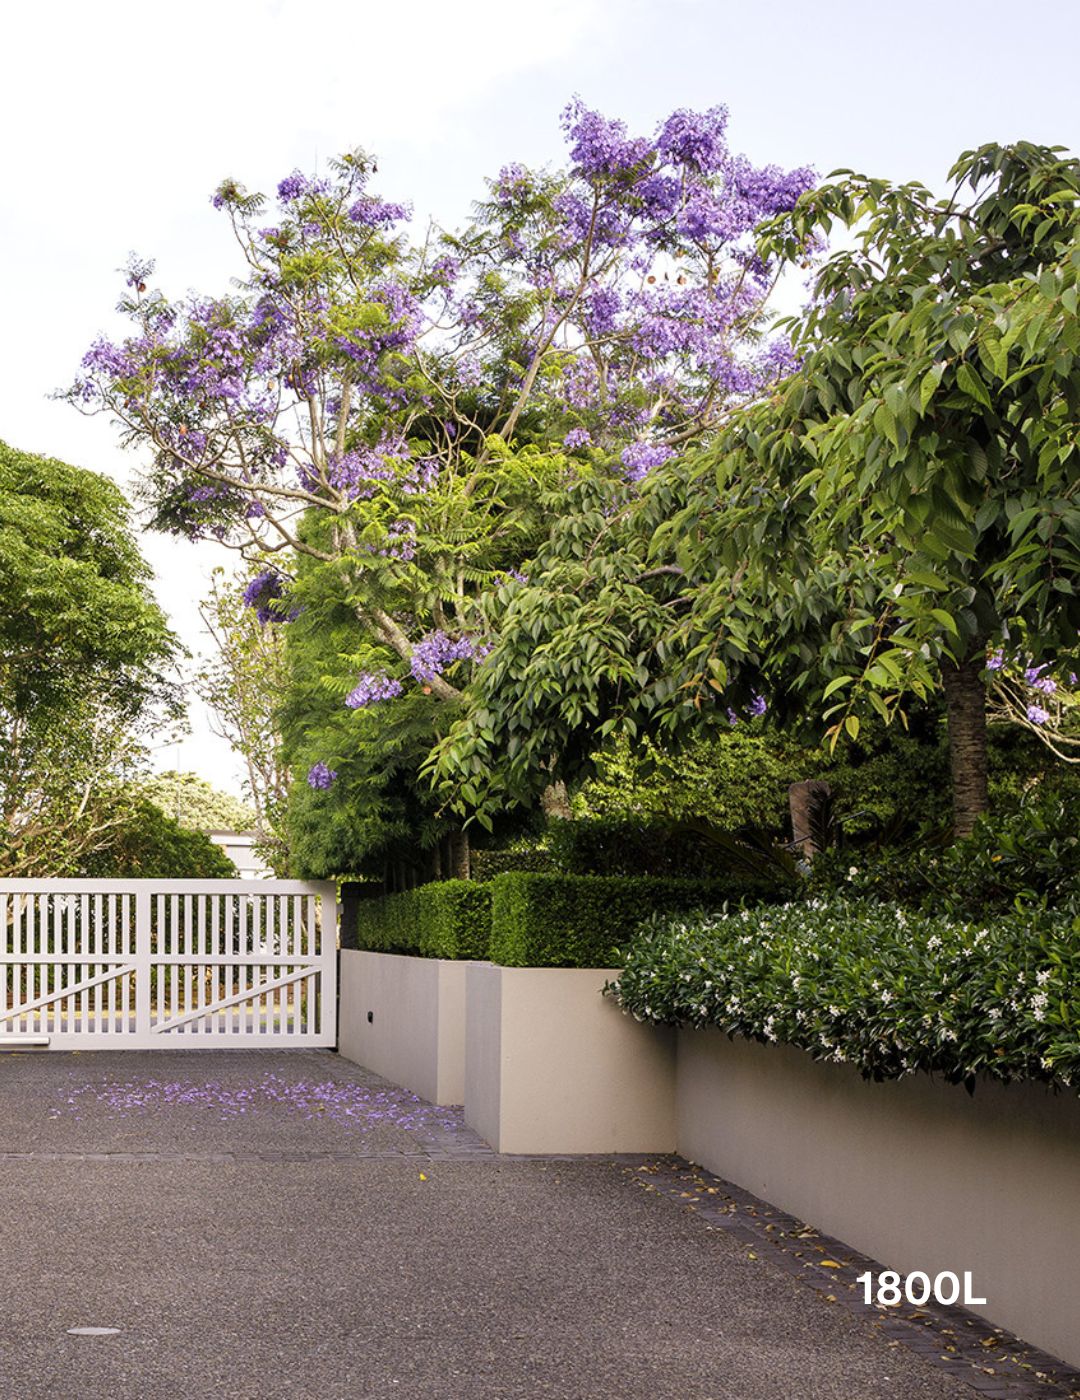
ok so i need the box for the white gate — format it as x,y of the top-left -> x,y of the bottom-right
0,880 -> 337,1049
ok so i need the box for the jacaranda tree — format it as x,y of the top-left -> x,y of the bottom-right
433,141 -> 1080,838
71,100 -> 814,875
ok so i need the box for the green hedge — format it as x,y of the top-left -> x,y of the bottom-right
470,846 -> 555,881
488,872 -> 777,968
346,881 -> 492,960
546,815 -> 750,878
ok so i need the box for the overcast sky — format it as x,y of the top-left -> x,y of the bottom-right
5,0 -> 1080,794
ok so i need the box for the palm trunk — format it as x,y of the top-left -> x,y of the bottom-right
940,652 -> 989,839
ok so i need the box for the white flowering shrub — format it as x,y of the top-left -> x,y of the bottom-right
607,898 -> 1080,1092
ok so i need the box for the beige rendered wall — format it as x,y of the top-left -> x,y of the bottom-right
465,963 -> 676,1154
677,1028 -> 1080,1369
338,950 -> 467,1104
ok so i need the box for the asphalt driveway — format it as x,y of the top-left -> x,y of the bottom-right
0,1049 -> 1053,1400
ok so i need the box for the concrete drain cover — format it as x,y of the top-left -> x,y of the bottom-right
67,1327 -> 121,1337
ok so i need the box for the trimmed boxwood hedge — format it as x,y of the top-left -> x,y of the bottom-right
344,871 -> 784,967
346,881 -> 491,960
488,872 -> 779,968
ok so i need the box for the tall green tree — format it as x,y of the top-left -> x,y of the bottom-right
434,142 -> 1080,837
138,770 -> 256,832
194,566 -> 291,868
0,440 -> 178,873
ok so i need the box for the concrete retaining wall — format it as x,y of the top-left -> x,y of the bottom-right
464,962 -> 676,1155
677,1028 -> 1080,1369
338,950 -> 466,1105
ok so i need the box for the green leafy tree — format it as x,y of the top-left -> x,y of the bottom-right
138,770 -> 256,832
193,565 -> 291,866
0,440 -> 177,874
82,798 -> 237,878
435,142 -> 1080,837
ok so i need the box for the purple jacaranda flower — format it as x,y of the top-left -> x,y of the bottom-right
345,672 -> 404,709
561,98 -> 651,180
1025,666 -> 1058,695
307,762 -> 337,789
347,195 -> 411,227
409,632 -> 492,683
563,427 -> 593,450
620,441 -> 674,481
655,106 -> 730,174
242,569 -> 298,624
276,171 -> 331,204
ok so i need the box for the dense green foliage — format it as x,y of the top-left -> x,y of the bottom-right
0,440 -> 178,875
0,440 -> 174,716
80,798 -> 236,878
808,792 -> 1080,919
139,771 -> 256,832
344,881 -> 492,960
488,873 -> 788,969
434,142 -> 1080,839
609,897 -> 1080,1092
470,845 -> 555,881
278,593 -> 460,881
543,814 -> 785,881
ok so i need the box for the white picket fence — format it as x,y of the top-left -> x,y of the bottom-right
0,880 -> 337,1049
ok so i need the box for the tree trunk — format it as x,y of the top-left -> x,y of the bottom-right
940,652 -> 989,839
448,827 -> 471,881
541,781 -> 572,821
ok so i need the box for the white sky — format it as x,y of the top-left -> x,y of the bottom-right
5,0 -> 1080,794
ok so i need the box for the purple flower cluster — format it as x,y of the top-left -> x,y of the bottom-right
1025,665 -> 1058,695
561,98 -> 650,180
277,171 -> 332,204
726,694 -> 767,725
348,195 -> 411,227
655,106 -> 730,173
409,632 -> 491,683
345,672 -> 404,709
307,762 -> 337,790
988,653 -> 1060,697
242,569 -> 296,624
620,441 -> 674,481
